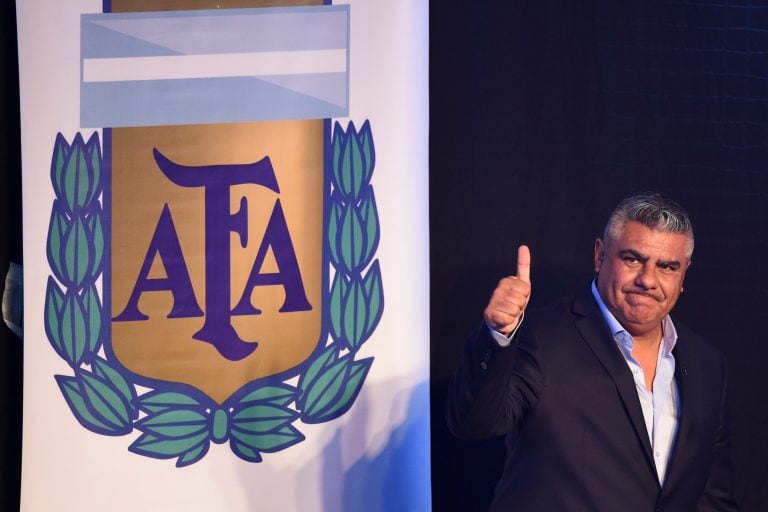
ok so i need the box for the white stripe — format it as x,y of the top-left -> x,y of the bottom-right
83,49 -> 347,83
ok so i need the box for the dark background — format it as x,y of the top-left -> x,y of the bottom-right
430,1 -> 768,511
1,2 -> 23,511
2,1 -> 767,511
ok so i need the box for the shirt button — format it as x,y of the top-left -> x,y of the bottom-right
480,362 -> 487,370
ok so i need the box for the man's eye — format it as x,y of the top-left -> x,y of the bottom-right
623,257 -> 638,264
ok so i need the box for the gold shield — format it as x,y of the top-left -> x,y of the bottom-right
110,121 -> 324,404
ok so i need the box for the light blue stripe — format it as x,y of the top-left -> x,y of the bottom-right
82,18 -> 183,59
82,6 -> 349,58
81,75 -> 348,128
80,5 -> 349,127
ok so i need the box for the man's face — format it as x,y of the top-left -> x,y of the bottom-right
594,220 -> 691,338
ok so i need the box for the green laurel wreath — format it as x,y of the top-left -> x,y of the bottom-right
44,121 -> 383,466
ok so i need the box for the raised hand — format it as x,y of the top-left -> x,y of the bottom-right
483,245 -> 531,336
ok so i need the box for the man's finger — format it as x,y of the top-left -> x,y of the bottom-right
517,245 -> 531,283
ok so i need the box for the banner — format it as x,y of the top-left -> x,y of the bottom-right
17,1 -> 430,510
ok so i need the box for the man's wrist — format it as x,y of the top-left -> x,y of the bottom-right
486,313 -> 524,347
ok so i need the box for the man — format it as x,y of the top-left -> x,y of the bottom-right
446,193 -> 738,511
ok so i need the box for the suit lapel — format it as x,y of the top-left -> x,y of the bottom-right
571,290 -> 658,478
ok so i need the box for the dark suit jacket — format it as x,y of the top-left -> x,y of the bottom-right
446,288 -> 738,511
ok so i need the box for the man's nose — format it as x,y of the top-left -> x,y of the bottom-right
634,264 -> 658,289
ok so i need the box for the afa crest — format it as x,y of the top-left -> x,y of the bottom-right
43,2 -> 382,467
45,120 -> 382,464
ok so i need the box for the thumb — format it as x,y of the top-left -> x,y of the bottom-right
517,245 -> 531,283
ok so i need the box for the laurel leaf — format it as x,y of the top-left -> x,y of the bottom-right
339,201 -> 365,273
46,201 -> 69,284
136,409 -> 208,438
337,121 -> 367,201
230,425 -> 304,453
62,216 -> 92,290
56,375 -> 122,435
91,357 -> 137,419
86,204 -> 104,280
60,290 -> 87,366
359,187 -> 380,267
337,123 -> 354,199
230,440 -> 263,463
328,193 -> 343,267
348,122 -> 366,200
84,132 -> 102,206
61,134 -> 83,212
342,277 -> 368,350
363,260 -> 384,339
138,390 -> 204,414
331,121 -> 345,195
232,404 -> 298,434
177,443 -> 210,467
358,120 -> 375,185
82,284 -> 102,360
329,271 -> 349,343
306,358 -> 372,423
297,345 -> 337,410
129,432 -> 209,459
63,133 -> 92,214
44,277 -> 65,358
79,370 -> 132,431
238,384 -> 297,407
301,356 -> 351,421
51,133 -> 71,205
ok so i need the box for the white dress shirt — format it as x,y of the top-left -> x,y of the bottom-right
591,281 -> 680,485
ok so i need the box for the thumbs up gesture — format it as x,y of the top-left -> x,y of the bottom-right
483,245 -> 531,336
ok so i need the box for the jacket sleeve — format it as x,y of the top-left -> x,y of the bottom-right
445,320 -> 544,440
696,357 -> 740,511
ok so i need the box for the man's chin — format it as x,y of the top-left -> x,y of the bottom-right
619,308 -> 662,331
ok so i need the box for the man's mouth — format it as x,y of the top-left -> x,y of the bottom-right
625,291 -> 660,303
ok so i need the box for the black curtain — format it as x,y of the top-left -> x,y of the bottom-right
431,1 -> 768,511
1,3 -> 23,511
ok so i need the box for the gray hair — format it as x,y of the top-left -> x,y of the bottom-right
603,192 -> 694,258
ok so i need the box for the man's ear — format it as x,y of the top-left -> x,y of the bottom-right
594,238 -> 605,273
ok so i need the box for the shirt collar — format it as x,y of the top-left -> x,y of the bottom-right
590,280 -> 678,355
